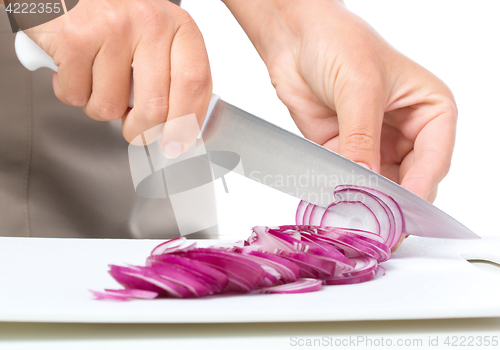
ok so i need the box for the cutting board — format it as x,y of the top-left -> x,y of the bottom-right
0,236 -> 499,323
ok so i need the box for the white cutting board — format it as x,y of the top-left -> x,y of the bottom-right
0,236 -> 499,323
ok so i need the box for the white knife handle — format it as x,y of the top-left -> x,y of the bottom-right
15,31 -> 135,108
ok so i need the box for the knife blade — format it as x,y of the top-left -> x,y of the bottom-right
202,99 -> 479,239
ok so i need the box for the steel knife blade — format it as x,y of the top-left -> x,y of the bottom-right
202,99 -> 479,239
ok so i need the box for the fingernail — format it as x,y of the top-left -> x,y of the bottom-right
162,141 -> 183,159
356,162 -> 371,170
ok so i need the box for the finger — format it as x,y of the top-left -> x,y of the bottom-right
121,29 -> 173,143
83,41 -> 132,121
400,110 -> 456,201
160,17 -> 212,159
335,79 -> 386,173
26,21 -> 94,107
52,52 -> 93,107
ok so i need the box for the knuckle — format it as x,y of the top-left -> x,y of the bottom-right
66,94 -> 88,107
173,7 -> 195,26
92,101 -> 126,121
343,132 -> 378,154
103,11 -> 132,38
136,3 -> 169,30
54,82 -> 88,107
178,67 -> 211,96
143,97 -> 169,124
146,11 -> 167,29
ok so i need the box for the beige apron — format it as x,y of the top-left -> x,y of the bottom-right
0,2 -> 217,239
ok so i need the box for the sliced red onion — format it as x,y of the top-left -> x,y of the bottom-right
108,265 -> 166,295
90,290 -> 131,301
317,227 -> 391,262
342,257 -> 378,277
180,249 -> 266,293
375,265 -> 386,277
334,188 -> 394,244
265,227 -> 355,272
289,262 -> 320,278
148,263 -> 213,297
309,230 -> 379,259
295,200 -> 308,225
297,233 -> 355,274
323,259 -> 382,285
247,226 -> 295,253
95,185 -> 402,300
322,201 -> 381,236
238,249 -> 301,284
261,268 -> 280,287
335,185 -> 405,248
151,237 -> 196,256
323,270 -> 377,285
308,206 -> 327,225
275,250 -> 336,277
146,254 -> 228,293
253,278 -> 322,294
103,288 -> 159,299
249,226 -> 356,275
110,265 -> 193,298
302,203 -> 315,225
327,227 -> 385,244
90,288 -> 159,301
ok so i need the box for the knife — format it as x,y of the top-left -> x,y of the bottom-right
15,31 -> 479,240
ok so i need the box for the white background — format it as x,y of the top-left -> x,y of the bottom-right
181,0 -> 500,240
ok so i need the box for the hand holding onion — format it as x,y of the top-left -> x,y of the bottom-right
223,0 -> 457,250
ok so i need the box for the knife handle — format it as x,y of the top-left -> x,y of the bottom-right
15,30 -> 135,108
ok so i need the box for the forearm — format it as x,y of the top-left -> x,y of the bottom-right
222,0 -> 345,63
221,0 -> 289,60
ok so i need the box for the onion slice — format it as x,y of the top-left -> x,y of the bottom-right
146,254 -> 228,293
90,289 -> 158,301
322,201 -> 381,236
253,278 -> 322,294
295,200 -> 308,225
151,237 -> 196,256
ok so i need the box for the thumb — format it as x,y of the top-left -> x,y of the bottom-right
335,87 -> 384,173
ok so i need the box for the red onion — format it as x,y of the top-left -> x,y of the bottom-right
92,185 -> 403,301
253,278 -> 322,294
90,289 -> 158,301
